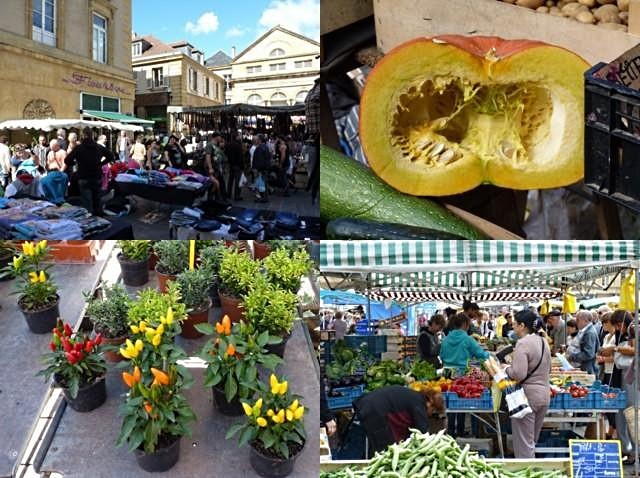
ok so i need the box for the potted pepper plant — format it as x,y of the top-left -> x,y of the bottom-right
117,240 -> 151,286
217,248 -> 262,323
0,240 -> 17,281
175,268 -> 212,339
154,240 -> 189,293
263,247 -> 312,294
198,242 -> 226,307
9,241 -> 60,334
196,317 -> 283,416
243,277 -> 299,358
37,319 -> 107,412
85,282 -> 131,362
227,374 -> 306,478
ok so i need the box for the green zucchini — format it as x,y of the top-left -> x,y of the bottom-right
327,217 -> 467,239
320,146 -> 486,239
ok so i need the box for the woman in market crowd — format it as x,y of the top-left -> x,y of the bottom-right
418,314 -> 446,368
10,144 -> 30,179
440,313 -> 490,437
613,312 -> 636,462
504,310 -> 551,459
129,135 -> 146,169
353,385 -> 445,453
66,132 -> 78,154
564,318 -> 581,368
163,135 -> 182,168
145,139 -> 163,170
502,312 -> 515,339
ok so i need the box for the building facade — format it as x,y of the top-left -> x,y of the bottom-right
132,36 -> 225,131
207,26 -> 319,107
206,50 -> 233,105
0,0 -> 135,123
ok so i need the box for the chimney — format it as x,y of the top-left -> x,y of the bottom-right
232,46 -> 236,58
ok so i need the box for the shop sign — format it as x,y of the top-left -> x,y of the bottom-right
62,73 -> 129,95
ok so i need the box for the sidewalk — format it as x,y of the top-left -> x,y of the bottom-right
0,255 -> 109,478
38,270 -> 319,477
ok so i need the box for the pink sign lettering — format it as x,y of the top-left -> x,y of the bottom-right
62,72 -> 129,95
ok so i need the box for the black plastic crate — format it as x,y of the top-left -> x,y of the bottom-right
585,63 -> 640,212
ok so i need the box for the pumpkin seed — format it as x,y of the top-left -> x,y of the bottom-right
429,142 -> 445,158
439,149 -> 455,163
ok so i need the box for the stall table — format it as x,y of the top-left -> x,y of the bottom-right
115,181 -> 208,207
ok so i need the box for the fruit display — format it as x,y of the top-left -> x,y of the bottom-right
500,0 -> 630,32
320,146 -> 486,239
567,384 -> 589,398
409,377 -> 453,393
319,429 -> 569,478
359,36 -> 589,196
450,376 -> 487,399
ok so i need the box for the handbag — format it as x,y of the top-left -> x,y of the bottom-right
614,341 -> 633,369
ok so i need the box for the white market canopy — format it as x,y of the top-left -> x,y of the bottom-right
0,119 -> 143,133
368,289 -> 561,304
320,240 -> 639,296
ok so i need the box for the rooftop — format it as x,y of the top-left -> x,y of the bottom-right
205,50 -> 233,67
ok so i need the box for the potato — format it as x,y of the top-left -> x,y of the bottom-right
549,6 -> 566,14
594,3 -> 621,22
619,11 -> 629,22
578,0 -> 597,6
598,21 -> 627,29
597,0 -> 616,4
557,0 -> 571,7
516,0 -> 545,7
537,5 -> 551,11
502,0 -> 517,3
576,10 -> 596,21
617,0 -> 629,11
561,1 -> 589,15
546,0 -> 556,4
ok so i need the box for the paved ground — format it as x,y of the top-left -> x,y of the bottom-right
117,186 -> 319,239
39,269 -> 320,477
0,253 -> 109,478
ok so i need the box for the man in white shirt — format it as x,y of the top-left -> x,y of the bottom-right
116,131 -> 130,163
0,136 -> 11,189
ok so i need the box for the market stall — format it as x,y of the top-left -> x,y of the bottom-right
320,0 -> 640,239
319,240 -> 640,475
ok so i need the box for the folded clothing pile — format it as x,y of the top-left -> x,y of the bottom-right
14,219 -> 83,240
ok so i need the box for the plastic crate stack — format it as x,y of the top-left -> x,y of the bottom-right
401,336 -> 417,359
444,389 -> 492,410
325,384 -> 366,410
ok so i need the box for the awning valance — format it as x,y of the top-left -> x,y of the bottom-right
368,289 -> 561,305
82,110 -> 155,125
0,118 -> 143,132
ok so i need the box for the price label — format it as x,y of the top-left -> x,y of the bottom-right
569,440 -> 622,478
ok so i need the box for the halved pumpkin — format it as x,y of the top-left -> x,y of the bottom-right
360,36 -> 590,196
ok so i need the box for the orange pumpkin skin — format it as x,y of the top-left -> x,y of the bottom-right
359,35 -> 589,196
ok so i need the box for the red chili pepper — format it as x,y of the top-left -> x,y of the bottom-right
94,334 -> 102,345
76,351 -> 84,361
84,340 -> 93,353
53,328 -> 62,337
62,338 -> 72,352
63,324 -> 73,337
49,342 -> 57,352
65,352 -> 78,364
74,342 -> 83,353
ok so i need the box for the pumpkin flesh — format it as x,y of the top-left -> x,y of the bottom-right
360,36 -> 589,196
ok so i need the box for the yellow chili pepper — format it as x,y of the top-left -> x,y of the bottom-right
165,307 -> 174,325
130,324 -> 140,334
278,381 -> 288,395
242,402 -> 253,417
286,409 -> 294,421
22,242 -> 35,256
152,333 -> 162,348
156,323 -> 164,335
293,406 -> 304,420
257,417 -> 267,427
272,409 -> 285,424
135,339 -> 143,351
29,272 -> 39,283
288,400 -> 299,412
12,256 -> 22,269
38,271 -> 46,282
267,409 -> 275,417
139,321 -> 147,332
254,398 -> 263,412
270,374 -> 278,392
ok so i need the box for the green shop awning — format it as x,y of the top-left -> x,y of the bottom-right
82,110 -> 155,125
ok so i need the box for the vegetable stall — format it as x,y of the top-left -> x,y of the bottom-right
320,0 -> 640,239
319,239 -> 640,476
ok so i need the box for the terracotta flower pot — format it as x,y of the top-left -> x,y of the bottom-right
249,439 -> 305,478
253,242 -> 272,260
218,291 -> 245,323
19,294 -> 60,334
100,334 -> 127,362
181,300 -> 211,339
148,252 -> 159,271
155,266 -> 177,294
135,435 -> 181,472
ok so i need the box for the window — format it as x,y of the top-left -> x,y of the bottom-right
33,0 -> 56,46
247,94 -> 262,106
270,48 -> 285,57
152,67 -> 164,88
215,82 -> 219,100
190,69 -> 198,91
132,42 -> 142,56
294,60 -> 312,69
247,65 -> 262,74
269,63 -> 286,72
92,13 -> 107,63
270,92 -> 287,106
81,93 -> 120,112
295,90 -> 308,104
205,78 -> 210,97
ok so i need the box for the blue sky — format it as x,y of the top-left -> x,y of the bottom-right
132,0 -> 319,60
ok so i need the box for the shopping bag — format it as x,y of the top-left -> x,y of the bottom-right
505,385 -> 533,419
562,289 -> 578,314
620,271 -> 636,312
255,175 -> 266,193
238,173 -> 248,188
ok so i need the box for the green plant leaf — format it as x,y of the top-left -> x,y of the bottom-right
224,373 -> 237,402
226,422 -> 245,440
195,322 -> 215,335
261,429 -> 275,449
239,426 -> 255,448
278,441 -> 290,460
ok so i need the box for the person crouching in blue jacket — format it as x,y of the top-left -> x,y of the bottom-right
440,312 -> 490,437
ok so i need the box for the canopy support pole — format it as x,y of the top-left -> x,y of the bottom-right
634,266 -> 638,477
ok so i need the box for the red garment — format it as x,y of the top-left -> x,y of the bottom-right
386,410 -> 414,443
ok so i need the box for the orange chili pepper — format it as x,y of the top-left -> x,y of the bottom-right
144,402 -> 153,414
150,367 -> 170,386
122,366 -> 142,388
226,343 -> 236,357
222,315 -> 231,335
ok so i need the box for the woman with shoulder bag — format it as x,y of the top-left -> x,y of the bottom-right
504,310 -> 552,459
617,316 -> 637,463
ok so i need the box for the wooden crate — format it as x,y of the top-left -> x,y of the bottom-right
374,0 -> 640,65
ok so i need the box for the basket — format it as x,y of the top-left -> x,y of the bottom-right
325,384 -> 365,410
446,389 -> 492,410
594,388 -> 627,409
563,390 -> 596,410
584,62 -> 640,212
549,393 -> 566,410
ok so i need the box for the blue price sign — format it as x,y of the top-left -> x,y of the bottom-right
569,440 -> 623,478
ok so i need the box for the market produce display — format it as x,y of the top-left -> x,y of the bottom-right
325,341 -> 374,387
500,0 -> 630,32
319,429 -> 569,478
365,360 -> 407,391
319,145 -> 486,239
359,36 -> 589,196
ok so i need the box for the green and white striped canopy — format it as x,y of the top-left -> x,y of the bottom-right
320,241 -> 639,291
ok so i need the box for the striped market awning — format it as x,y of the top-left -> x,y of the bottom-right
368,289 -> 561,304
